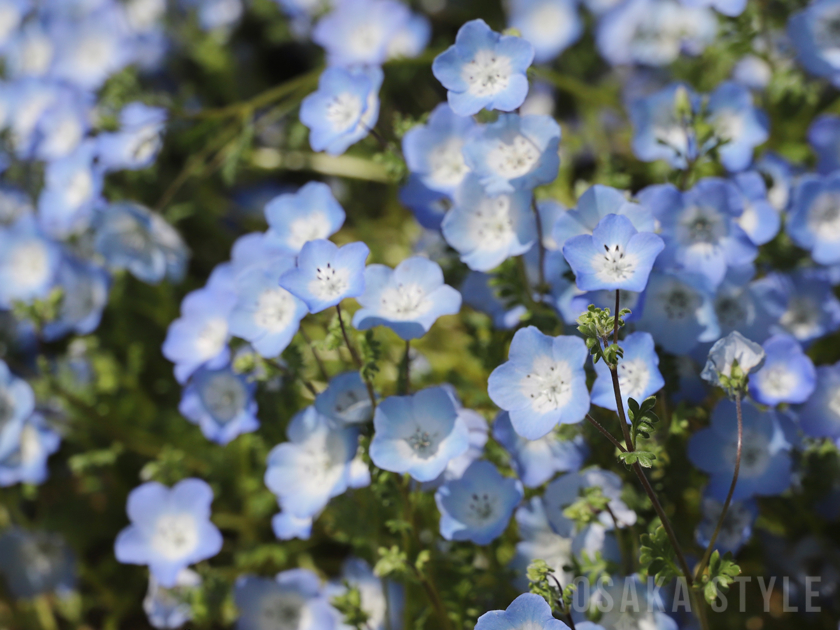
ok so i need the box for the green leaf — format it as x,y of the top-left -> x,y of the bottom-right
640,526 -> 680,586
699,551 -> 741,605
617,450 -> 657,468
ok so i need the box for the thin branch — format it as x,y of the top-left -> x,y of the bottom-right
299,327 -> 329,382
586,414 -> 626,453
265,358 -> 318,397
532,199 -> 547,300
403,339 -> 411,395
335,304 -> 377,409
547,572 -> 576,630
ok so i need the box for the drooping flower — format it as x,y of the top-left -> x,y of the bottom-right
143,569 -> 201,630
315,372 -> 374,426
508,0 -> 582,63
97,102 -> 167,172
590,332 -> 665,413
749,334 -> 816,406
787,172 -> 840,265
0,214 -> 60,309
234,570 -> 338,630
700,331 -> 765,393
263,182 -> 346,256
474,593 -> 569,630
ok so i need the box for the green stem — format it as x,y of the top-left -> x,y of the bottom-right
300,327 -> 329,382
402,339 -> 411,395
336,304 -> 377,409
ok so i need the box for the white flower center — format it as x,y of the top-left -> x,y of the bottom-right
593,243 -> 638,283
617,358 -> 651,399
724,429 -> 770,477
828,389 -> 840,419
487,135 -> 540,179
406,426 -> 442,459
201,372 -> 247,423
712,109 -> 745,143
780,297 -> 819,339
521,355 -> 573,413
19,425 -> 42,464
9,241 -> 51,291
326,93 -> 364,132
333,388 -> 364,415
287,211 -> 329,251
378,282 -> 430,320
348,22 -> 385,58
44,116 -> 83,158
125,0 -> 166,31
259,592 -> 308,630
428,138 -> 468,189
653,118 -> 689,156
737,201 -> 758,235
0,4 -> 22,43
195,318 -> 228,358
470,195 -> 515,249
464,491 -> 499,525
815,8 -> 840,56
678,205 -> 726,245
527,3 -> 573,41
462,49 -> 512,97
757,364 -> 797,399
254,288 -> 296,332
308,262 -> 351,300
129,127 -> 163,164
65,169 -> 94,208
73,36 -> 114,76
807,191 -> 840,240
17,34 -> 53,76
151,514 -> 199,560
119,223 -> 154,253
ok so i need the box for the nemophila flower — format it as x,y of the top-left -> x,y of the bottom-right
551,184 -> 654,251
265,406 -> 369,518
591,332 -> 665,413
37,142 -> 102,239
706,81 -> 769,172
789,0 -> 840,86
731,171 -> 781,246
227,231 -> 290,276
0,0 -> 28,50
114,479 -> 224,588
432,19 -> 535,116
463,114 -> 561,195
42,256 -> 109,341
700,330 -> 765,393
32,87 -> 92,162
749,334 -> 816,406
94,201 -> 189,284
475,593 -> 569,630
424,400 -> 489,488
369,386 -> 470,482
759,269 -> 840,343
315,372 -> 373,426
441,174 -> 536,271
797,362 -> 840,439
688,399 -> 793,501
402,103 -> 478,197
492,411 -> 588,488
0,529 -> 76,598
278,239 -> 369,313
0,184 -> 33,225
179,362 -> 259,446
0,214 -> 60,309
312,0 -> 409,66
562,214 -> 664,292
435,460 -> 523,545
0,414 -> 60,487
3,79 -> 61,159
590,576 -> 677,630
300,66 -> 382,156
635,270 -> 720,355
732,54 -> 773,90
184,0 -> 243,31
808,115 -> 840,174
461,271 -> 527,330
143,569 -> 201,630
234,570 -> 337,630
508,0 -> 582,63
756,151 -> 796,211
544,468 -> 637,537
787,172 -> 840,265
597,0 -> 716,67
641,179 -> 756,288
510,498 -> 574,589
488,327 -> 589,440
272,511 -> 313,541
0,360 -> 34,460
398,175 -> 450,230
228,259 -> 307,359
352,256 -> 462,340
679,0 -> 745,16
696,494 -> 757,555
327,558 -> 403,630
708,265 -> 780,342
5,21 -> 53,81
97,102 -> 167,172
387,12 -> 431,60
628,83 -> 699,168
264,182 -> 346,255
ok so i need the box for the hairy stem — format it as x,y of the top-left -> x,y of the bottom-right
586,414 -> 626,453
336,304 -> 377,409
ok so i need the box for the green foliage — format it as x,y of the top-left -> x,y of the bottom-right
12,288 -> 64,332
627,396 -> 661,447
526,559 -> 575,614
576,305 -> 631,367
360,329 -> 382,383
331,583 -> 372,630
639,526 -> 681,586
617,450 -> 657,469
698,551 -> 742,605
562,486 -> 611,528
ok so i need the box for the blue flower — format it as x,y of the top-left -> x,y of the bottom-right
278,239 -> 369,313
228,258 -> 307,358
386,12 -> 431,61
422,398 -> 489,488
642,179 -> 756,288
0,361 -> 35,460
0,528 -> 76,599
488,327 -> 589,440
688,399 -> 793,501
94,201 -> 189,285
432,19 -> 535,116
234,570 -> 337,630
463,114 -> 561,195
0,414 -> 60,487
0,184 -> 33,226
402,103 -> 478,196
32,86 -> 92,162
398,175 -> 450,230
461,271 -> 528,330
179,362 -> 259,446
327,558 -> 403,630
787,172 -> 840,265
789,0 -> 840,87
474,593 -> 569,630
369,386 -> 470,482
635,270 -> 720,355
754,151 -> 795,211
798,361 -> 840,439
731,171 -> 781,246
114,479 -> 224,588
700,330 -> 765,392
808,114 -> 840,174
544,468 -> 637,537
264,182 -> 346,255
435,460 -> 523,545
37,141 -> 102,239
143,569 -> 201,630
696,494 -> 757,555
706,81 -> 769,172
508,0 -> 582,63
731,54 -> 772,90
492,411 -> 588,488
97,102 -> 167,172
42,256 -> 110,342
759,269 -> 840,344
441,174 -> 536,272
312,0 -> 410,66
709,265 -> 780,342
591,332 -> 665,413
265,406 -> 369,518
352,256 -> 462,340
562,214 -> 664,292
679,0 -> 746,16
0,214 -> 60,309
315,372 -> 374,426
300,66 -> 383,156
510,498 -> 574,589
590,576 -> 676,630
628,83 -> 700,168
272,512 -> 314,541
749,334 -> 816,406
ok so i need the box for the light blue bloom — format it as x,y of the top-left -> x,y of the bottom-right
475,593 -> 569,630
642,179 -> 756,288
228,231 -> 290,276
759,269 -> 840,343
731,54 -> 773,90
590,576 -> 677,630
32,87 -> 92,162
0,0 -> 29,51
183,0 -> 243,31
0,529 -> 76,598
0,360 -> 35,460
679,0 -> 745,16
707,81 -> 769,172
265,406 -> 369,518
688,399 -> 793,501
315,372 -> 374,426
731,171 -> 781,246
591,332 -> 665,413
488,327 -> 589,440
749,334 -> 816,406
432,19 -> 535,116
300,66 -> 383,155
463,114 -> 561,195
94,201 -> 189,285
0,214 -> 60,309
562,214 -> 664,292
789,0 -> 840,87
114,479 -> 224,588
264,182 -> 346,255
369,386 -> 470,482
228,258 -> 307,358
272,511 -> 314,541
798,361 -> 840,439
0,414 -> 60,487
509,0 -> 582,63
635,270 -> 720,355
42,255 -> 110,342
436,460 -> 523,544
787,172 -> 840,265
628,83 -> 700,168
143,569 -> 201,630
352,256 -> 462,340
97,102 -> 167,172
461,271 -> 528,329
398,175 -> 450,230
441,174 -> 536,272
423,398 -> 489,488
327,558 -> 404,630
312,0 -> 410,66
708,265 -> 780,342
278,239 -> 369,313
808,114 -> 840,174
492,411 -> 588,488
401,103 -> 478,196
234,570 -> 337,630
0,184 -> 33,226
510,497 -> 574,589
37,141 -> 102,239
179,362 -> 259,445
695,494 -> 757,555
386,12 -> 431,61
755,151 -> 795,211
544,468 -> 637,537
700,330 -> 765,392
